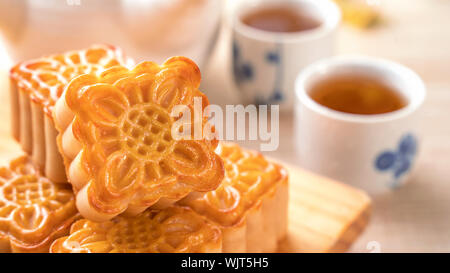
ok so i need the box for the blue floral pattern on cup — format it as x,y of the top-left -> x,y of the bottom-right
232,40 -> 284,105
264,46 -> 284,104
375,134 -> 417,188
232,41 -> 254,83
266,51 -> 280,64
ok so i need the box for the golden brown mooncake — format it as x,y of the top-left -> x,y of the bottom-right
178,142 -> 289,253
0,156 -> 79,253
50,207 -> 222,253
53,56 -> 224,222
9,45 -> 130,183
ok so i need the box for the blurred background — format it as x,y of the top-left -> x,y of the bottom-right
0,0 -> 449,252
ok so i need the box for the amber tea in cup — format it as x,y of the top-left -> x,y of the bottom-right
241,4 -> 322,33
233,0 -> 340,110
295,56 -> 426,192
309,75 -> 408,115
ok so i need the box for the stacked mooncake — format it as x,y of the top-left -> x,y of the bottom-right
2,45 -> 289,253
9,45 -> 129,183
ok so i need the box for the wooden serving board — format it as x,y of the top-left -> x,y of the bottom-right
0,72 -> 371,253
280,166 -> 371,252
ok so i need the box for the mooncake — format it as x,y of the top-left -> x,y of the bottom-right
178,142 -> 289,253
50,207 -> 222,253
0,156 -> 78,253
53,56 -> 224,221
9,45 -> 129,183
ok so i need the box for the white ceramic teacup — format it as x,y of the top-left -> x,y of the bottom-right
295,56 -> 426,194
232,0 -> 340,111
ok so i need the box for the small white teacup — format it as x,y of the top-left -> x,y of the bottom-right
295,56 -> 426,194
232,0 -> 340,111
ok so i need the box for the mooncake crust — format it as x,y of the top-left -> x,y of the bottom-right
9,45 -> 129,183
0,156 -> 79,253
53,57 -> 224,221
50,207 -> 222,253
178,142 -> 289,252
10,44 -> 128,115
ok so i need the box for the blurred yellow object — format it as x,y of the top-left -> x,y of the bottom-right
334,0 -> 381,29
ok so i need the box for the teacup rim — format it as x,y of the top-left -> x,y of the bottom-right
295,55 -> 427,123
232,0 -> 341,43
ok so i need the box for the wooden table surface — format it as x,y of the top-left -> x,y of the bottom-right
0,0 -> 449,252
202,0 -> 450,252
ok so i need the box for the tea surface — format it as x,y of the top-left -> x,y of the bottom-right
242,5 -> 321,33
309,76 -> 407,115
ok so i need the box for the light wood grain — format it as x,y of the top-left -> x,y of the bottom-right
280,166 -> 371,253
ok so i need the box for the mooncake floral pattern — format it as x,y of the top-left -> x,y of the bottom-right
375,134 -> 417,188
10,44 -> 127,113
179,142 -> 288,226
50,207 -> 222,253
0,156 -> 78,252
60,57 -> 224,219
